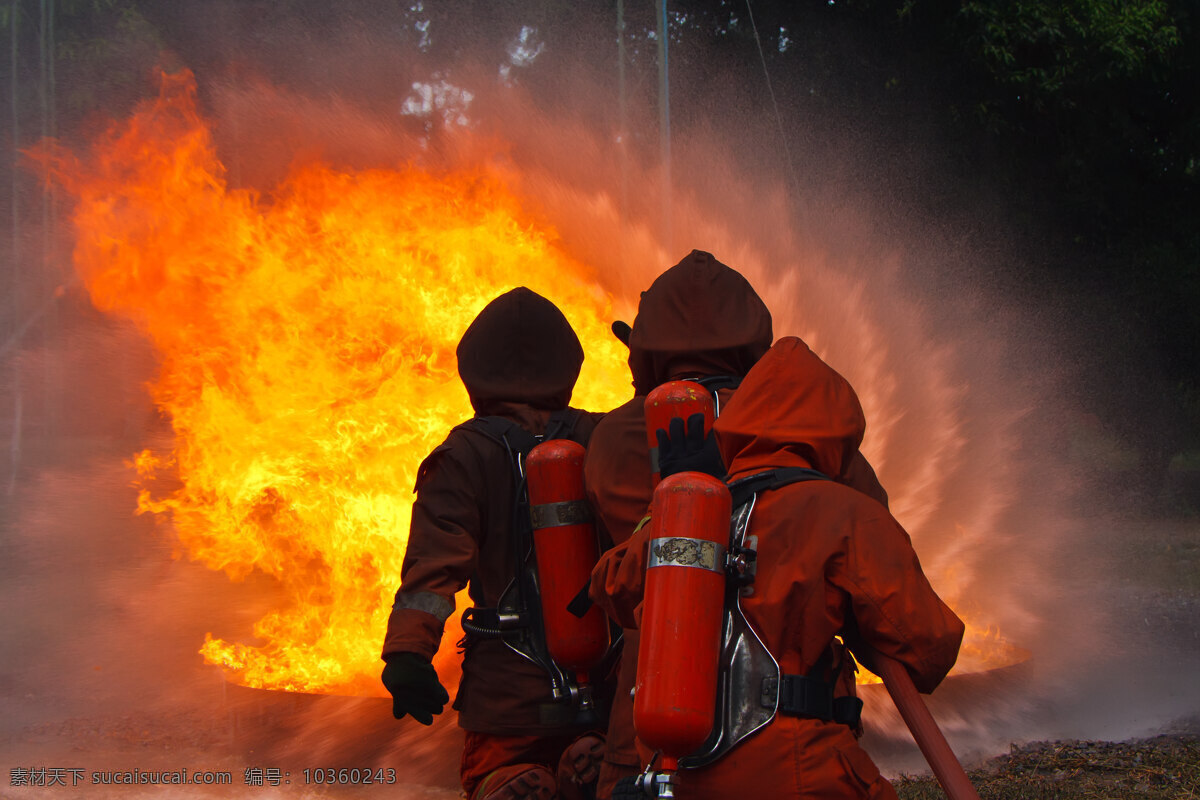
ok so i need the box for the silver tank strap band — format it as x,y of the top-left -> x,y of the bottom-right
393,591 -> 455,623
530,500 -> 593,529
647,537 -> 726,573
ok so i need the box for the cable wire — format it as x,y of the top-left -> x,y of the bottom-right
744,0 -> 802,198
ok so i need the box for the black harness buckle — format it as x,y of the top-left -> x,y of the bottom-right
775,673 -> 835,721
765,673 -> 863,729
725,544 -> 758,588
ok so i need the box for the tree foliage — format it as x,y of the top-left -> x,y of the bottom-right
5,0 -> 1199,469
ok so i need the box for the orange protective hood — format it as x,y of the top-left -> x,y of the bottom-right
456,287 -> 583,415
626,250 -> 773,394
714,336 -> 866,479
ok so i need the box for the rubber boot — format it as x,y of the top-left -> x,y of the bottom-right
473,764 -> 557,800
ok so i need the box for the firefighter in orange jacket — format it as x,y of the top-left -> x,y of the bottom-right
583,251 -> 888,797
591,336 -> 965,799
381,287 -> 607,800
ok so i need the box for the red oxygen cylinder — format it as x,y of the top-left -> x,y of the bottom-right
526,439 -> 610,677
633,471 -> 731,770
644,381 -> 716,485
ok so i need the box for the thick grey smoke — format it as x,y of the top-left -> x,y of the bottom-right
2,4 -> 1196,798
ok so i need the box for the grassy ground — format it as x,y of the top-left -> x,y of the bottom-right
898,426 -> 1200,799
894,735 -> 1200,799
905,501 -> 1200,799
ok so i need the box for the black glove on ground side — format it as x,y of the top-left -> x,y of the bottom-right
656,412 -> 726,480
381,652 -> 449,725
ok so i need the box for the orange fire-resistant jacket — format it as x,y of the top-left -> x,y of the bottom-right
583,252 -> 889,785
591,336 -> 964,799
382,287 -> 603,735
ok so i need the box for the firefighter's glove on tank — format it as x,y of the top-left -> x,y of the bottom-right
655,413 -> 726,479
381,652 -> 449,725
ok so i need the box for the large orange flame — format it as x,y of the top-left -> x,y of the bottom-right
39,69 -> 1024,696
40,70 -> 628,694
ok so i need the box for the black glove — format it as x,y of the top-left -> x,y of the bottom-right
611,320 -> 632,346
656,413 -> 726,480
380,652 -> 449,725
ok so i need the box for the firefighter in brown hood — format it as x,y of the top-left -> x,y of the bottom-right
583,250 -> 888,797
382,287 -> 607,800
591,337 -> 964,799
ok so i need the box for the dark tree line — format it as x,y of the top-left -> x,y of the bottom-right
621,0 -> 1198,495
741,0 -> 1200,492
3,0 -> 1198,497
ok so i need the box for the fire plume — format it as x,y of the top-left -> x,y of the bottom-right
39,69 -> 628,694
38,68 -> 1026,698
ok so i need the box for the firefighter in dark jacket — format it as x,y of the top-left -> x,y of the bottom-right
583,250 -> 889,797
381,287 -> 606,800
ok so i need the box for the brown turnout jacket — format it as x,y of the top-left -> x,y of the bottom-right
382,287 -> 602,734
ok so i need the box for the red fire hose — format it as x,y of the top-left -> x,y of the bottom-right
873,653 -> 981,800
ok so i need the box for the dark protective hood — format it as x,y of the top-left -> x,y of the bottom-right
714,336 -> 866,479
456,287 -> 584,415
627,250 -> 773,394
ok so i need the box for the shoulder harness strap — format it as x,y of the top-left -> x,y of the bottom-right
462,407 -> 581,453
686,374 -> 742,417
460,416 -> 539,457
455,408 -> 591,711
727,466 -> 862,728
691,374 -> 742,393
727,466 -> 831,508
724,468 -> 829,590
543,407 -> 581,442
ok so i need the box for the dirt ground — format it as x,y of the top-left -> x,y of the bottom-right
2,458 -> 1198,800
3,323 -> 1199,798
895,733 -> 1200,799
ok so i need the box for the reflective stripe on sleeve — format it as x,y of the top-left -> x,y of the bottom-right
393,591 -> 455,623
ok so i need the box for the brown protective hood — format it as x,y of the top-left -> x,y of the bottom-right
714,336 -> 865,479
627,250 -> 772,393
456,287 -> 583,415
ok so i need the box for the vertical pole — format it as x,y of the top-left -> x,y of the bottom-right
39,0 -> 57,444
44,0 -> 51,138
39,0 -> 47,446
655,0 -> 671,254
38,0 -> 46,228
8,0 -> 21,494
47,0 -> 56,439
616,0 -> 627,226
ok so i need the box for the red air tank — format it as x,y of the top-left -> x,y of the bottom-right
525,439 -> 610,677
633,471 -> 731,769
644,381 -> 716,485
